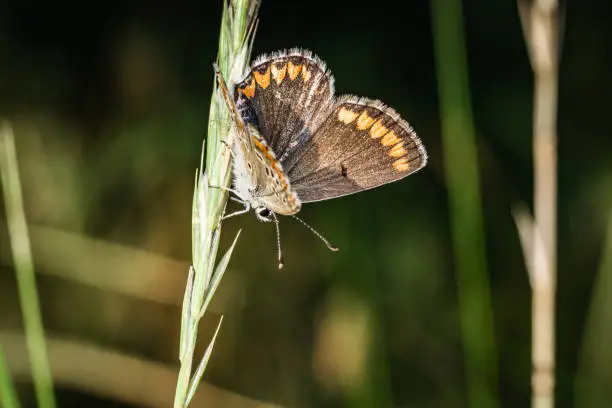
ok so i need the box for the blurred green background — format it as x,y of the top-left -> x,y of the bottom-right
1,0 -> 611,407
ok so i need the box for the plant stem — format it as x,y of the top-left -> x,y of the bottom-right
173,2 -> 260,407
517,1 -> 561,407
430,2 -> 499,407
0,121 -> 56,408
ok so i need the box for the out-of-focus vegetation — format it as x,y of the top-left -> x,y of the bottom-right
1,1 -> 611,407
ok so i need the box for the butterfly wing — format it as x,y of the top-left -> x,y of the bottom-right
283,96 -> 427,203
229,120 -> 302,215
234,49 -> 334,161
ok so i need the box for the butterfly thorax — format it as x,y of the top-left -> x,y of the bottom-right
231,123 -> 302,220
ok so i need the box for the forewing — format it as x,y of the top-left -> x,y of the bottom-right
284,96 -> 427,202
234,49 -> 334,161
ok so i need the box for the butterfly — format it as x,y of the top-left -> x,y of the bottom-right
215,49 -> 427,267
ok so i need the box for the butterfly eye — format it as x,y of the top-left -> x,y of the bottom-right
255,207 -> 273,222
247,162 -> 252,172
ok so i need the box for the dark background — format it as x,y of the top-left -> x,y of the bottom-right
1,0 -> 611,407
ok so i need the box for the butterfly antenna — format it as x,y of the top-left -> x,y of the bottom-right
291,215 -> 339,252
272,212 -> 284,269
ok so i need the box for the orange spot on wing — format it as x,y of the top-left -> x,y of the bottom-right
337,107 -> 358,124
393,157 -> 411,172
238,78 -> 256,99
369,120 -> 388,138
271,63 -> 287,85
254,66 -> 271,89
381,130 -> 401,146
389,142 -> 407,157
302,65 -> 312,82
287,62 -> 302,80
356,111 -> 375,130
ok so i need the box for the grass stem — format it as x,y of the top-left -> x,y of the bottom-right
430,2 -> 499,407
173,2 -> 260,407
517,1 -> 561,406
1,121 -> 56,408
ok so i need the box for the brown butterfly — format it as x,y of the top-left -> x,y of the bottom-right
216,49 -> 427,267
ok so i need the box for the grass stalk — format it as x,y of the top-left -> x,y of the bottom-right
574,205 -> 612,406
173,1 -> 260,407
516,1 -> 561,407
430,1 -> 499,407
0,121 -> 56,408
0,344 -> 22,408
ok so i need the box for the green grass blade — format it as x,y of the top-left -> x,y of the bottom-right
179,266 -> 195,362
185,316 -> 224,406
0,345 -> 22,408
574,206 -> 612,407
174,2 -> 260,407
430,2 -> 499,407
200,229 -> 241,318
0,121 -> 57,408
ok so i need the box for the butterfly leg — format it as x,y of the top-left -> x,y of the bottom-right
207,183 -> 243,199
207,183 -> 251,219
222,201 -> 251,220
